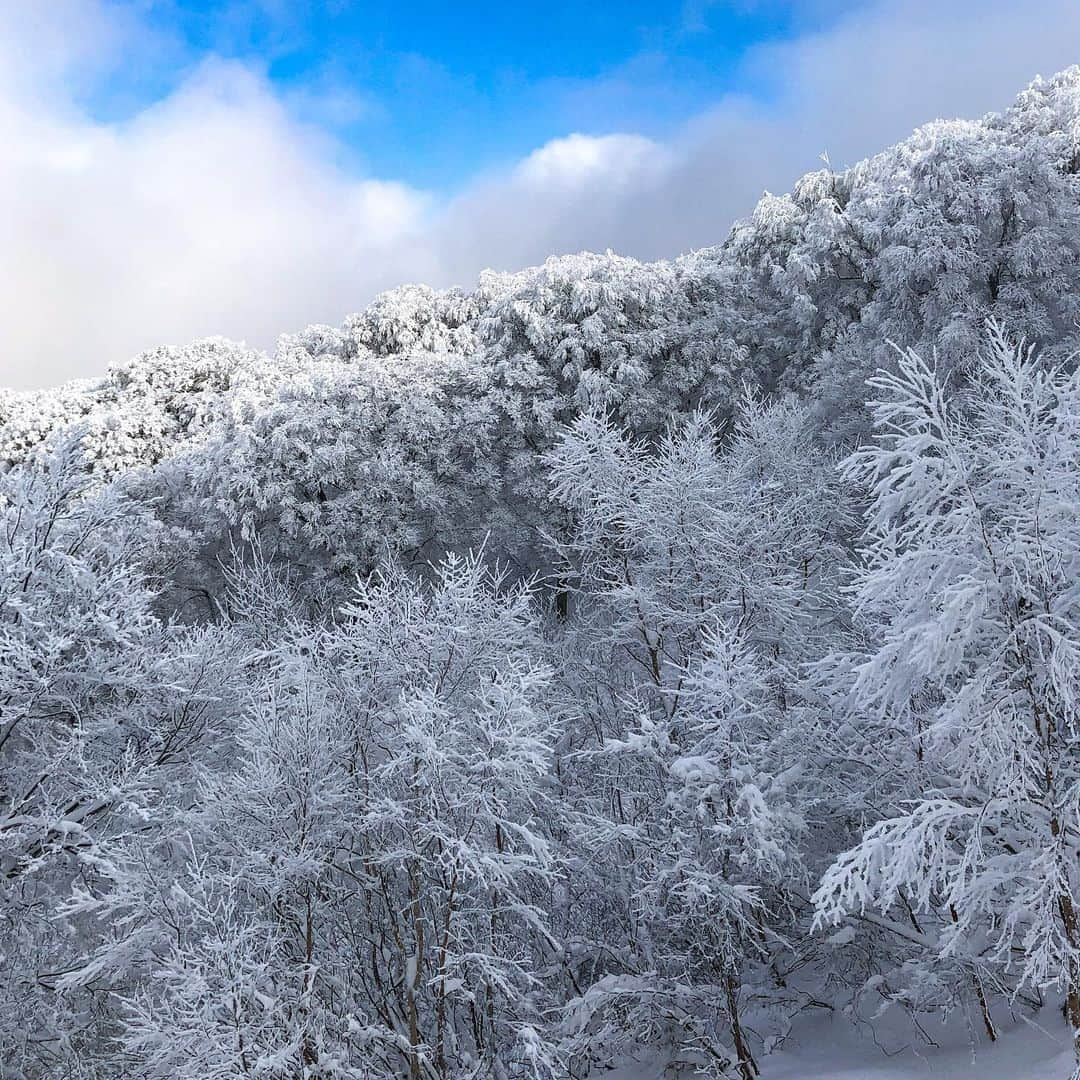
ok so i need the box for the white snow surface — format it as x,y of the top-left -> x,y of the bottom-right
611,1010 -> 1073,1079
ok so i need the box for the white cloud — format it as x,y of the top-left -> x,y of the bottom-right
1,0 -> 1079,388
514,133 -> 672,190
0,36 -> 430,389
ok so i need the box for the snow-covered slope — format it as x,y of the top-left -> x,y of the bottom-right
3,66 -> 1080,1080
615,1011 -> 1073,1079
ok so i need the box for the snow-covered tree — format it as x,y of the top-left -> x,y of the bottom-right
328,553 -> 561,1078
170,353 -> 509,577
0,432 -> 234,1074
0,338 -> 262,478
82,551 -> 562,1079
112,657 -> 356,1078
814,327 -> 1080,1064
544,401 -> 846,1073
562,622 -> 803,1079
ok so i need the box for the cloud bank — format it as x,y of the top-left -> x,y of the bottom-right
2,0 -> 1079,388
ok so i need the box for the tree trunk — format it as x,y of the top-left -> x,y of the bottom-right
1060,889 -> 1080,1066
724,969 -> 759,1080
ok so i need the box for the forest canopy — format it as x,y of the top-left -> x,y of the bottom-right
2,66 -> 1080,1080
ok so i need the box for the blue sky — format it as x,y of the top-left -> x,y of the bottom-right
88,1 -> 861,188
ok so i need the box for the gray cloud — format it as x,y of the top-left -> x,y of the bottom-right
1,0 -> 1078,389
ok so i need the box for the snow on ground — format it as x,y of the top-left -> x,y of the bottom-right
765,1011 -> 1072,1080
610,1008 -> 1073,1079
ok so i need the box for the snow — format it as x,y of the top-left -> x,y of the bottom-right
5,63 -> 1080,1080
611,1011 -> 1073,1079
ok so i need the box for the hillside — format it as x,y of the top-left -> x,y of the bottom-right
4,67 -> 1080,577
1,68 -> 1079,1079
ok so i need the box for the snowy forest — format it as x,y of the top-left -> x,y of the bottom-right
3,65 -> 1080,1080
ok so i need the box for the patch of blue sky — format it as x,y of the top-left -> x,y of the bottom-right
82,0 -> 867,189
